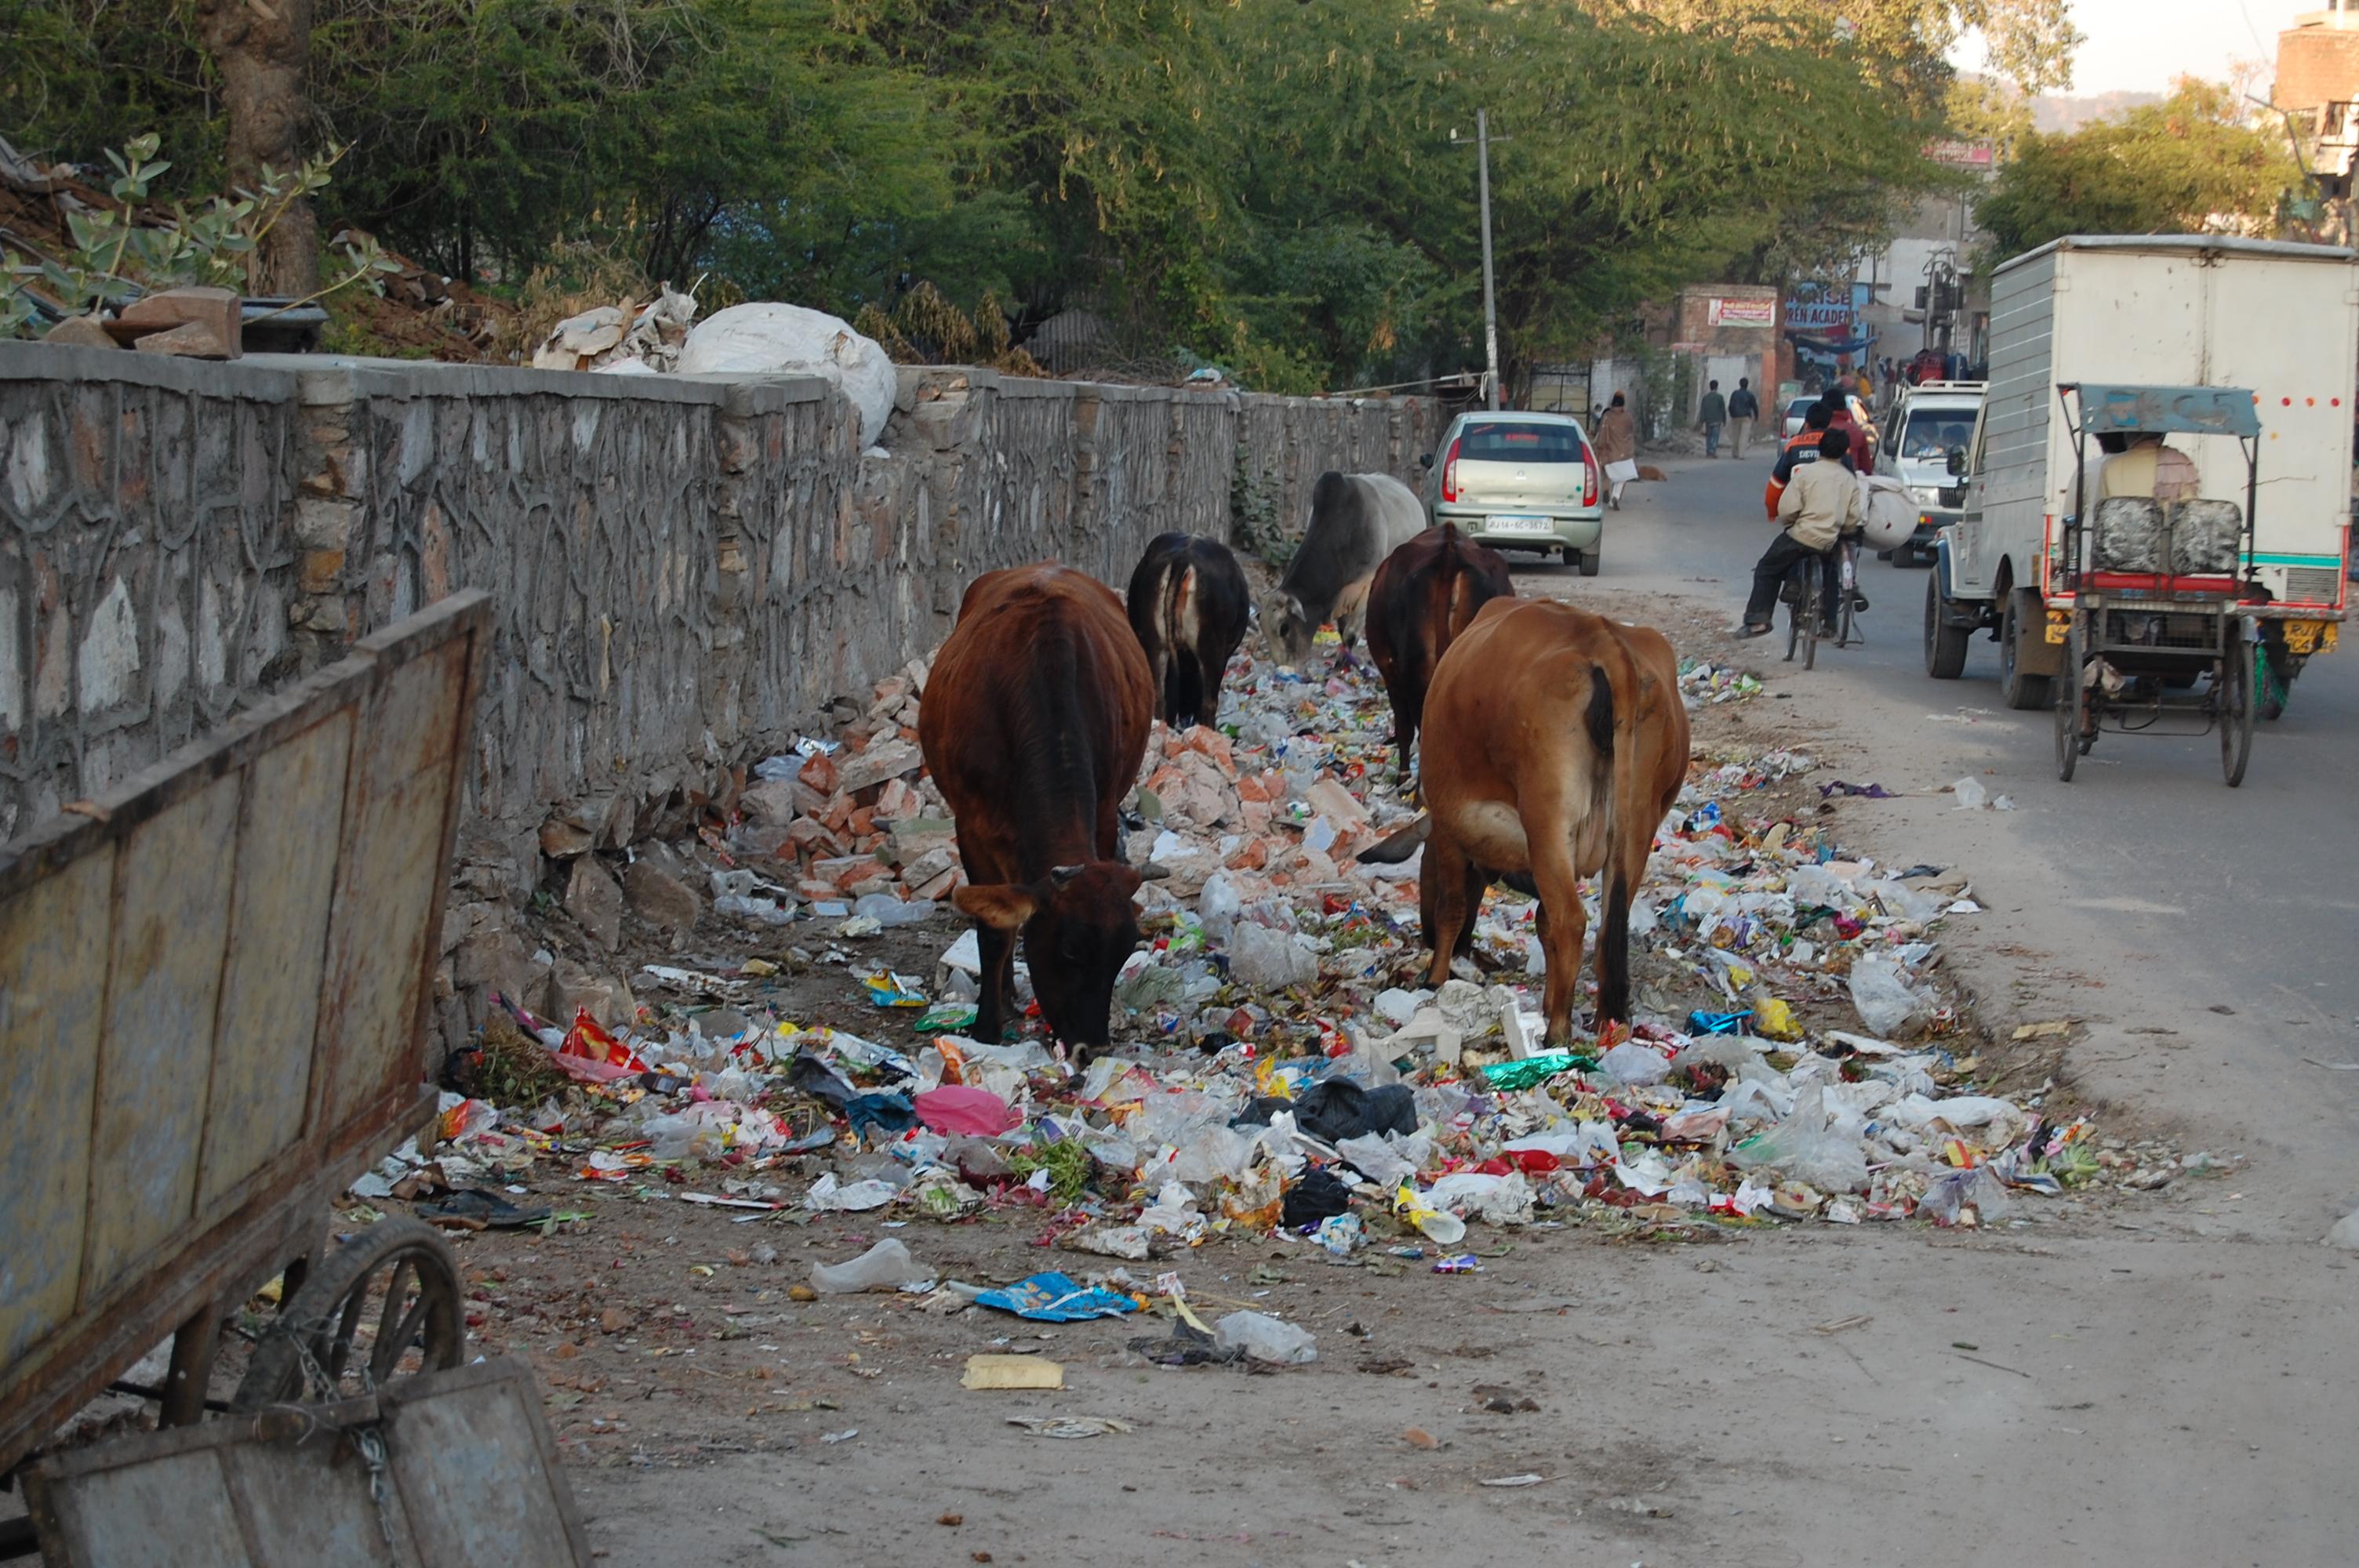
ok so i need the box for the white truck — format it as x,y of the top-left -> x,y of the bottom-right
1926,235 -> 2357,707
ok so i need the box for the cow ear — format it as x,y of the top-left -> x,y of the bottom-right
953,883 -> 1038,931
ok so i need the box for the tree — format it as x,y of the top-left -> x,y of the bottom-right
1975,80 -> 2304,266
197,0 -> 318,293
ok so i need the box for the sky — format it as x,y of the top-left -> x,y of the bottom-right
1952,0 -> 2316,99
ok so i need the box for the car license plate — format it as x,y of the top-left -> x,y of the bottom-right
1485,514 -> 1553,533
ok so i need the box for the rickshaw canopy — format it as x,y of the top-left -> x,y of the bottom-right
2061,383 -> 2260,440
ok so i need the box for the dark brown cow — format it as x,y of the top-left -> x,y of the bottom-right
1126,533 -> 1250,729
1358,598 -> 1689,1044
1364,522 -> 1514,783
918,564 -> 1157,1058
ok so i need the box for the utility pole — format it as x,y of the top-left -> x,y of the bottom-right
1453,114 -> 1507,409
1477,109 -> 1500,410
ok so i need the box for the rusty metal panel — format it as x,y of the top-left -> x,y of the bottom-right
34,1446 -> 255,1568
83,773 -> 242,1308
383,1367 -> 586,1568
0,850 -> 114,1372
315,637 -> 471,1138
223,1436 -> 424,1568
25,1356 -> 587,1567
197,711 -> 354,1215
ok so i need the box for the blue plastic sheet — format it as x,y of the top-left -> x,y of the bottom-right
973,1272 -> 1140,1322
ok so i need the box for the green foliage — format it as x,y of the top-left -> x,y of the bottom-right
2,132 -> 397,336
7,0 -> 2023,388
1973,81 -> 2305,267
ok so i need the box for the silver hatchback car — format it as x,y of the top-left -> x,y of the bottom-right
1419,410 -> 1605,575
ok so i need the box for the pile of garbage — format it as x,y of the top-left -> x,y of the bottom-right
531,296 -> 900,447
401,637 -> 2132,1305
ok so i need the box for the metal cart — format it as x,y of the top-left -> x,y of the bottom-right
2047,385 -> 2274,786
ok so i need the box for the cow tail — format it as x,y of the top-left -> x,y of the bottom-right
1165,561 -> 1203,724
1583,665 -> 1633,1025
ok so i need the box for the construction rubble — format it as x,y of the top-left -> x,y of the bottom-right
392,633 -> 2178,1367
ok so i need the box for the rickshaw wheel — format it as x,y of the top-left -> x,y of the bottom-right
231,1218 -> 464,1410
2054,618 -> 2085,782
2220,633 -> 2255,787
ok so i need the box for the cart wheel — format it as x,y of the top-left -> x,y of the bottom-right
232,1218 -> 463,1410
2220,635 -> 2255,787
2054,619 -> 2085,782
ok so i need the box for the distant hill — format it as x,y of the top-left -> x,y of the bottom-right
2029,91 -> 2165,132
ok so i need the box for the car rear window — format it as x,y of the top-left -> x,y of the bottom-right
1899,409 -> 1976,459
1458,421 -> 1586,462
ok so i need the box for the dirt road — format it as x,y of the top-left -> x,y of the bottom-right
528,465 -> 2356,1566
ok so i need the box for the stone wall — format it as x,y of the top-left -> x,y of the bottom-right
0,344 -> 1438,851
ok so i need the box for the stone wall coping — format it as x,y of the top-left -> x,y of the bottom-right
2,338 -> 1393,420
231,354 -> 835,411
0,339 -> 301,399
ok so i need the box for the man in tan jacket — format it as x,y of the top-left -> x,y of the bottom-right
1738,428 -> 1861,636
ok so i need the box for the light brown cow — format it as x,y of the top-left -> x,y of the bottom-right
1359,597 -> 1689,1044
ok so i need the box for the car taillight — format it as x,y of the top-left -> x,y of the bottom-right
1441,438 -> 1462,503
1583,450 -> 1599,506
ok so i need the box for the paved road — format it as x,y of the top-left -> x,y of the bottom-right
1534,452 -> 2359,1216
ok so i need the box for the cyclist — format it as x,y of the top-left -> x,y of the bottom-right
1739,428 -> 1860,639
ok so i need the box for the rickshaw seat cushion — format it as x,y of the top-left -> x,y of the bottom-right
2090,496 -> 2243,576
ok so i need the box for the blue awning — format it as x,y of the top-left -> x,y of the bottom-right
2063,384 -> 2261,439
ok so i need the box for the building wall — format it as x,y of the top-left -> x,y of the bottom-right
2278,23 -> 2359,115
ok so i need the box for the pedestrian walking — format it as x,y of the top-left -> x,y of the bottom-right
1699,380 -> 1727,458
1593,392 -> 1638,510
1727,378 -> 1760,460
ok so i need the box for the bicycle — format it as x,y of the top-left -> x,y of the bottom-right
1834,536 -> 1866,650
1781,538 -> 1865,670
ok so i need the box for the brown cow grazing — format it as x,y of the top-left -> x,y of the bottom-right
918,564 -> 1158,1059
1364,522 -> 1514,784
1126,533 -> 1251,729
1358,598 -> 1689,1044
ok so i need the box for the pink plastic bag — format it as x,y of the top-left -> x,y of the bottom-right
914,1085 -> 1020,1135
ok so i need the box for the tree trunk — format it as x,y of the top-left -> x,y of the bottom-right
198,0 -> 317,297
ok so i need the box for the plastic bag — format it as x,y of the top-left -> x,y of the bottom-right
1227,921 -> 1318,988
1919,1166 -> 2013,1225
1858,472 -> 1920,550
1598,1040 -> 1672,1086
913,1085 -> 1020,1136
1848,956 -> 1929,1037
810,1239 -> 932,1294
1426,1170 -> 1536,1225
1728,1083 -> 1870,1192
1785,863 -> 1856,908
853,893 -> 935,928
1394,1183 -> 1466,1244
1169,1125 -> 1257,1184
1214,1310 -> 1318,1365
676,303 -> 896,446
802,1173 -> 898,1212
1335,1131 -> 1418,1188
